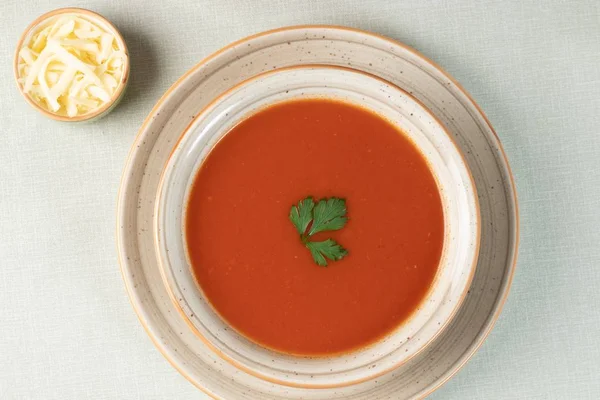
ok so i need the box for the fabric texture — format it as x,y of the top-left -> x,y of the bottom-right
0,0 -> 599,399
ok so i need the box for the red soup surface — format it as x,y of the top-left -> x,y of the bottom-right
185,98 -> 444,356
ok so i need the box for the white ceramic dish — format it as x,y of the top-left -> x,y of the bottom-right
117,26 -> 519,399
154,65 -> 479,388
13,8 -> 129,122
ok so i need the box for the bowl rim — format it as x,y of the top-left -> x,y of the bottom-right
13,7 -> 130,122
153,63 -> 482,389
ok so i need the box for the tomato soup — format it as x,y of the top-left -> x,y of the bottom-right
185,99 -> 444,356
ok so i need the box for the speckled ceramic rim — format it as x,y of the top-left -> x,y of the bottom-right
116,25 -> 519,399
13,7 -> 130,122
153,64 -> 481,389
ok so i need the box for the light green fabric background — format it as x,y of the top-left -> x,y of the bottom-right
1,0 -> 599,399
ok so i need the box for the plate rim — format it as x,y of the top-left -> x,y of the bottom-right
116,24 -> 519,400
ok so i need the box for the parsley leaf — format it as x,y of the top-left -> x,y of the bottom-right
288,196 -> 349,267
289,197 -> 315,235
309,197 -> 348,235
305,239 -> 349,267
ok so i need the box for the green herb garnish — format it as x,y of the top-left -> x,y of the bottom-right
289,197 -> 349,266
305,239 -> 348,266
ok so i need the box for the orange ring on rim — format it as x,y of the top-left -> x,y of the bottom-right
116,25 -> 519,399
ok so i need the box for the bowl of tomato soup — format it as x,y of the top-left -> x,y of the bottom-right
154,66 -> 479,388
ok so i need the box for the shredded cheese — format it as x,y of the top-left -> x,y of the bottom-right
17,14 -> 127,118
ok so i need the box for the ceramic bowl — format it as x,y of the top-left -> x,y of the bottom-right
13,8 -> 130,122
153,65 -> 479,388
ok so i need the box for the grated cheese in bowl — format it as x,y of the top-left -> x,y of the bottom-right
15,9 -> 129,120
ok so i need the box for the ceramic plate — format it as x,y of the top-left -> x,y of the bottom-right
117,26 -> 518,399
